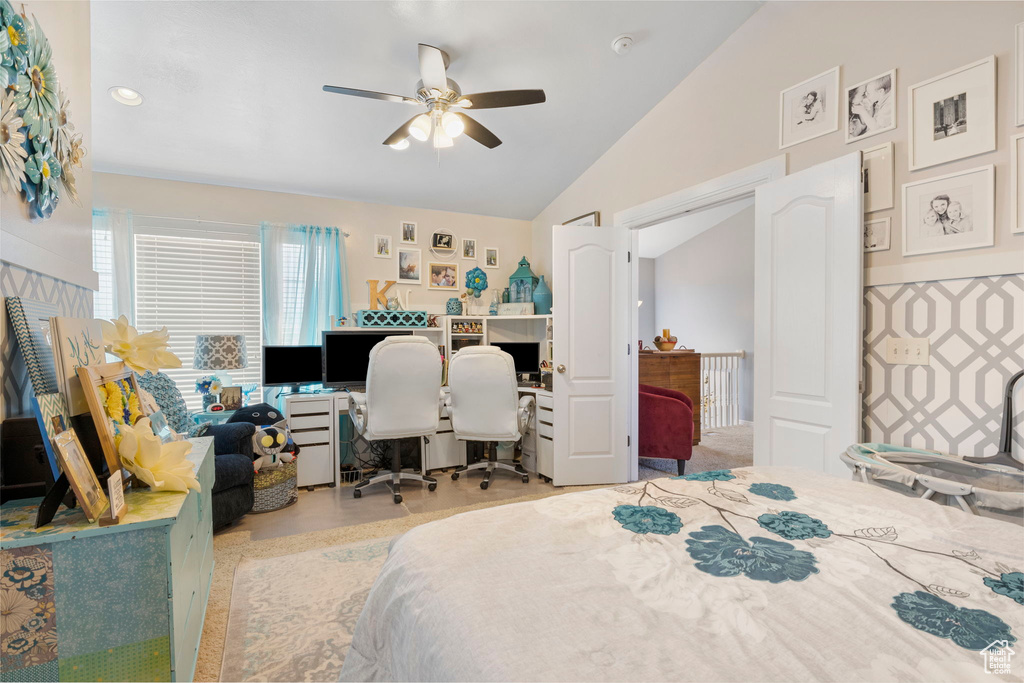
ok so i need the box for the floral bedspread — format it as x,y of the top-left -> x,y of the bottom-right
340,467 -> 1024,682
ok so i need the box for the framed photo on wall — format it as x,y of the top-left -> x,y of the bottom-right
779,66 -> 839,149
397,247 -> 422,284
483,247 -> 499,269
374,234 -> 392,258
1012,133 -> 1024,234
427,262 -> 459,290
400,221 -> 417,244
902,165 -> 994,257
864,217 -> 891,253
562,211 -> 600,227
845,69 -> 896,143
862,142 -> 894,213
1016,23 -> 1024,127
461,238 -> 476,259
907,56 -> 996,171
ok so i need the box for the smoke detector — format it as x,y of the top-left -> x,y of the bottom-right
611,34 -> 634,55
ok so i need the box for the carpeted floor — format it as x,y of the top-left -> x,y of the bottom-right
638,423 -> 753,480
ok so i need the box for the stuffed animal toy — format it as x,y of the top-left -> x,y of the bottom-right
226,403 -> 299,472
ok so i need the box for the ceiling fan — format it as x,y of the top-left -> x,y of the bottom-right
323,44 -> 545,150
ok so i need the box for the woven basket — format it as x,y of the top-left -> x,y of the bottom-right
252,461 -> 298,513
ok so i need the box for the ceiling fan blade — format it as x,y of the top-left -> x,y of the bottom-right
455,113 -> 502,149
382,115 -> 422,146
323,85 -> 419,105
418,43 -> 449,94
456,90 -> 546,109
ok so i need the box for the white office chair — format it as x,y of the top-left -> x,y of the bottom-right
349,336 -> 443,503
446,346 -> 535,489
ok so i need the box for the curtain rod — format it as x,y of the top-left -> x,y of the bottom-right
132,214 -> 350,237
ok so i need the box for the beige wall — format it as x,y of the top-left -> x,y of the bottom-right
93,173 -> 532,311
0,0 -> 94,290
531,2 -> 1024,285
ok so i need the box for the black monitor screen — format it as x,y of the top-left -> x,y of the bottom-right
262,345 -> 323,386
323,331 -> 412,387
492,342 -> 541,374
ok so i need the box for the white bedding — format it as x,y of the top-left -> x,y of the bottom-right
340,467 -> 1024,682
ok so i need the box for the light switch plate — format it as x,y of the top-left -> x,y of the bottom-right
885,337 -> 930,365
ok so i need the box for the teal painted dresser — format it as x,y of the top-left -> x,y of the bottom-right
0,437 -> 215,682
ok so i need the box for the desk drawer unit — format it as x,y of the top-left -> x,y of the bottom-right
287,395 -> 337,487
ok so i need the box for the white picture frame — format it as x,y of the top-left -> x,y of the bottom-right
779,66 -> 840,149
1012,133 -> 1024,234
845,69 -> 896,143
397,247 -> 422,284
907,56 -> 996,171
901,165 -> 994,257
400,221 -> 417,244
864,217 -> 891,253
1016,23 -> 1024,127
374,234 -> 392,258
483,247 -> 499,269
461,238 -> 476,260
862,142 -> 895,213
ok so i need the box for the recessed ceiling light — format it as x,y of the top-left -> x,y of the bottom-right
109,86 -> 143,106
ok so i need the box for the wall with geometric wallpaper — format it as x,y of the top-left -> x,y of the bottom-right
863,274 -> 1024,460
0,262 -> 93,419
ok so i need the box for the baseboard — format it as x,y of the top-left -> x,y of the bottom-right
739,420 -> 754,427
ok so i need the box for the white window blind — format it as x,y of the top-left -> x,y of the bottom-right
92,227 -> 114,321
134,232 -> 263,410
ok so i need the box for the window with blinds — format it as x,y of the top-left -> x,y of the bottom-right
134,232 -> 263,410
92,227 -> 114,321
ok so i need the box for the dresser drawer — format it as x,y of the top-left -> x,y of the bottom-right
537,393 -> 554,410
288,398 -> 333,414
297,444 -> 335,486
292,428 -> 331,446
290,414 -> 331,430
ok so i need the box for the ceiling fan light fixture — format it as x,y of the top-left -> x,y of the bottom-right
433,127 -> 453,149
441,111 -> 464,138
409,113 -> 432,141
456,98 -> 472,108
389,137 -> 410,150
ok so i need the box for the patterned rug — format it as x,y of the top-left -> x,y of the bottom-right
220,537 -> 393,682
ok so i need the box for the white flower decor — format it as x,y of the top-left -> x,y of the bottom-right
117,417 -> 199,493
100,315 -> 183,374
0,89 -> 25,194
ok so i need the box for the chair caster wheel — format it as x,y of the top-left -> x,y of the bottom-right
328,483 -> 336,488
353,489 -> 361,499
480,481 -> 489,490
451,472 -> 460,481
428,482 -> 437,492
522,475 -> 529,483
306,486 -> 315,492
393,494 -> 403,504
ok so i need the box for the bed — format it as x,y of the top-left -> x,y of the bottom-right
340,467 -> 1024,682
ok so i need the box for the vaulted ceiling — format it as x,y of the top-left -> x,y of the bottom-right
91,1 -> 760,219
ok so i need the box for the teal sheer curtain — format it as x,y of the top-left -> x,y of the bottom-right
260,223 -> 349,347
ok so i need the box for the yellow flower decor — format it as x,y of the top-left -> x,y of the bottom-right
117,417 -> 198,493
100,315 -> 182,374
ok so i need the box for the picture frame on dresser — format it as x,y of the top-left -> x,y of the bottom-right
54,428 -> 110,522
907,56 -> 996,171
77,361 -> 150,476
50,316 -> 106,415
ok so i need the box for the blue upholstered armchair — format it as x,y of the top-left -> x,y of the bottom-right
137,372 -> 255,528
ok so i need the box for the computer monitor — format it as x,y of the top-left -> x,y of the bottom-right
262,345 -> 323,388
491,342 -> 541,377
322,331 -> 412,387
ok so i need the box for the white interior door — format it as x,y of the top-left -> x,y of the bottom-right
552,225 -> 630,485
754,152 -> 863,477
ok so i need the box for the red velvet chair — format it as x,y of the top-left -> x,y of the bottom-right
638,384 -> 694,476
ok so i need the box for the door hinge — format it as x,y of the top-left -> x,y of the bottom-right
627,251 -> 631,263
627,343 -> 631,355
627,435 -> 631,447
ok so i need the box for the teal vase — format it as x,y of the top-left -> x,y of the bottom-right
533,276 -> 552,315
446,298 -> 463,315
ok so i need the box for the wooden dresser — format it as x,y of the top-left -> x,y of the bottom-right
638,351 -> 702,445
0,437 -> 215,682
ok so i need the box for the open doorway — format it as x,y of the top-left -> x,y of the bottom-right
635,197 -> 755,479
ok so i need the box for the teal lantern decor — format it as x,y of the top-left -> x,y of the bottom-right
509,256 -> 538,304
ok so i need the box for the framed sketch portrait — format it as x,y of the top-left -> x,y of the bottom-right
562,211 -> 600,227
779,66 -> 839,149
401,221 -> 417,244
902,165 -> 994,257
483,248 -> 500,269
862,142 -> 894,213
845,69 -> 896,143
374,234 -> 392,258
428,262 -> 459,290
908,56 -> 996,171
864,217 -> 891,253
397,248 -> 422,284
461,238 -> 476,259
1012,133 -> 1024,234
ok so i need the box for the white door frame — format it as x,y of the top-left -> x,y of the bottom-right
612,156 -> 788,481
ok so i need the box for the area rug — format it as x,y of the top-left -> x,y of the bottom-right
638,423 -> 753,480
220,536 -> 393,682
